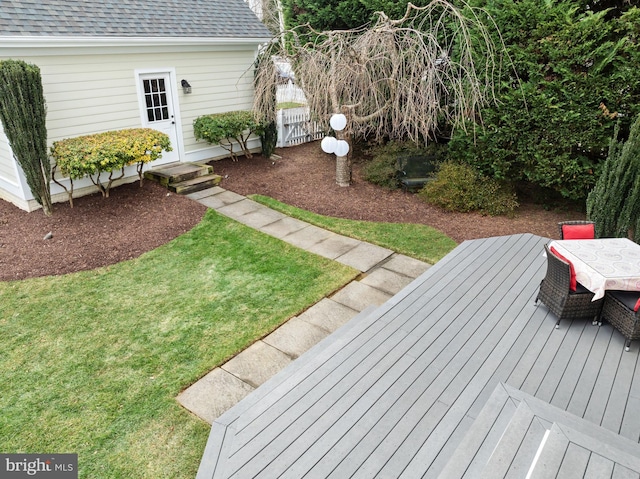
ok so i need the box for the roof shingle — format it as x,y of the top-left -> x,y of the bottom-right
0,0 -> 272,39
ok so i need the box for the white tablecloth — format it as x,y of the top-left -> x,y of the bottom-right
548,238 -> 640,300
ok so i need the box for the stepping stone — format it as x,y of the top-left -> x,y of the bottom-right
217,198 -> 263,219
260,217 -> 309,239
296,298 -> 359,333
263,317 -> 330,358
186,186 -> 225,200
308,233 -> 361,260
221,341 -> 293,388
177,368 -> 254,424
330,281 -> 392,311
282,225 -> 334,249
336,241 -> 393,272
233,207 -> 287,229
360,268 -> 414,295
382,253 -> 431,279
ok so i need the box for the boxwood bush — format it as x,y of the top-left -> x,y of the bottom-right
193,110 -> 262,161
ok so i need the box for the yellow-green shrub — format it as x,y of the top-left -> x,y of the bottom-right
51,128 -> 171,201
419,161 -> 518,216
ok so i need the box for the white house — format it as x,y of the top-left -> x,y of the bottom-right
0,0 -> 272,211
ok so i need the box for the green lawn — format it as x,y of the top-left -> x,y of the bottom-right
0,209 -> 357,478
250,194 -> 457,264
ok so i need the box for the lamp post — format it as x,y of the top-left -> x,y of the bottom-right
321,113 -> 351,186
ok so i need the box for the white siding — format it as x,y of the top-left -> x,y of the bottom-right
0,46 -> 258,153
0,129 -> 17,184
0,43 -> 261,209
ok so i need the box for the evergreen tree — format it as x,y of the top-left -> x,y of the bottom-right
615,115 -> 640,241
0,60 -> 52,215
587,114 -> 640,241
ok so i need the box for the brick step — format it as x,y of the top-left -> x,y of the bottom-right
168,174 -> 222,195
144,162 -> 214,186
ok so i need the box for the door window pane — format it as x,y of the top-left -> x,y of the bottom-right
142,78 -> 170,122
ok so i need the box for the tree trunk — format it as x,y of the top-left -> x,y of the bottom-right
335,128 -> 351,187
336,154 -> 351,186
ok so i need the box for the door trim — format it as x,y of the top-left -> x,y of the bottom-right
134,68 -> 184,164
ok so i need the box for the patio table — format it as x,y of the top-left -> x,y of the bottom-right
548,238 -> 640,300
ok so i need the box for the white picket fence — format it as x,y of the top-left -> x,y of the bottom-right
276,106 -> 325,148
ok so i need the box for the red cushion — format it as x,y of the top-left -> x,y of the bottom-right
562,223 -> 595,240
550,246 -> 577,291
635,297 -> 640,312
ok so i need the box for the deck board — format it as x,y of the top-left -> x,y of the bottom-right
196,234 -> 640,479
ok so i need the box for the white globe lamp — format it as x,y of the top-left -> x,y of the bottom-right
334,139 -> 350,157
321,136 -> 338,154
329,113 -> 347,131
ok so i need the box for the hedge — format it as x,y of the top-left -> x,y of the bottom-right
51,128 -> 171,203
193,111 -> 261,161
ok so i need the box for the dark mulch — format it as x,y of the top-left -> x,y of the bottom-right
213,141 -> 584,242
0,141 -> 584,281
0,181 -> 207,281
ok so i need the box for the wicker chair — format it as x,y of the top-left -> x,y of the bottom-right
535,244 -> 603,328
600,291 -> 640,351
558,220 -> 596,240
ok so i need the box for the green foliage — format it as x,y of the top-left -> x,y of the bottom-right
363,141 -> 444,189
419,161 -> 519,216
0,60 -> 52,215
51,128 -> 171,198
193,111 -> 261,160
587,114 -> 640,241
0,209 -> 356,478
282,0 -> 433,33
277,102 -> 305,109
450,1 -> 640,201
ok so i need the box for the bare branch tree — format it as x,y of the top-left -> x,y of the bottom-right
254,0 -> 507,186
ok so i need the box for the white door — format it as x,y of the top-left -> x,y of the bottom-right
138,73 -> 180,164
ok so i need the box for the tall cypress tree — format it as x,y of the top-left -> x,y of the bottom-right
616,114 -> 640,240
0,60 -> 52,215
587,113 -> 640,240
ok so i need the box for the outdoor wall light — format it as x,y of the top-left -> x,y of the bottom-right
181,79 -> 192,94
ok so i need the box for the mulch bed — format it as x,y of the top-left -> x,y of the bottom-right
0,141 -> 584,281
0,181 -> 207,281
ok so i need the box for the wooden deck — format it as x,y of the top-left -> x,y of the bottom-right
197,234 -> 640,478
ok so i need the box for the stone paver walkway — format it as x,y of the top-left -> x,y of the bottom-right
176,186 -> 431,423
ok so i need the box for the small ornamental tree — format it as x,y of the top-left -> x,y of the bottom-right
254,2 -> 506,186
193,111 -> 261,161
587,114 -> 640,241
0,60 -> 52,215
51,128 -> 171,204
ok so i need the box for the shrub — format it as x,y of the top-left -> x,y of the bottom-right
193,111 -> 262,161
0,60 -> 52,215
451,1 -> 640,201
419,161 -> 518,216
363,141 -> 444,189
51,128 -> 171,203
